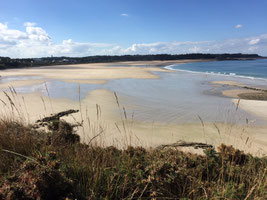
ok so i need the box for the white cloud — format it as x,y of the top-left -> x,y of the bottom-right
0,22 -> 267,58
188,46 -> 202,53
249,38 -> 260,45
0,22 -> 28,45
235,24 -> 243,29
24,22 -> 37,27
111,35 -> 267,56
248,46 -> 258,52
0,23 -> 8,30
120,13 -> 129,17
0,22 -> 113,57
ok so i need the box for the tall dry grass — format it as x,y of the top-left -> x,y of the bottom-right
0,116 -> 266,199
0,87 -> 266,199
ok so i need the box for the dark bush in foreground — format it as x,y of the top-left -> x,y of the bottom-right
0,152 -> 77,200
0,119 -> 266,199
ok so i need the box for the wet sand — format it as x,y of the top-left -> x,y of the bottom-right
222,89 -> 259,98
212,80 -> 267,121
0,60 -> 267,155
233,99 -> 267,120
0,89 -> 266,155
0,79 -> 46,88
0,65 -> 164,80
0,60 -> 204,83
212,80 -> 267,99
63,79 -> 108,84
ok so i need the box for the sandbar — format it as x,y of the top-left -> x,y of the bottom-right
0,59 -> 211,87
222,89 -> 259,98
212,80 -> 267,123
212,80 -> 267,100
212,80 -> 245,87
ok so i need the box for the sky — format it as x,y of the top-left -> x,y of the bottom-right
0,0 -> 267,58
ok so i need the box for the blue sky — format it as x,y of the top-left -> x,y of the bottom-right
0,0 -> 267,57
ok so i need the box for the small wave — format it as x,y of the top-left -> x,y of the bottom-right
164,65 -> 267,82
164,64 -> 177,70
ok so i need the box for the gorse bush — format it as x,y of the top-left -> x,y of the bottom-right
0,117 -> 266,199
0,152 -> 77,200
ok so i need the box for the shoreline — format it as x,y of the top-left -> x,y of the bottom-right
0,59 -> 211,89
0,60 -> 267,155
164,61 -> 267,82
1,60 -> 267,121
210,80 -> 267,122
0,89 -> 266,155
211,80 -> 267,101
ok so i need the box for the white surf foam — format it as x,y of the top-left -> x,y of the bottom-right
164,64 -> 267,82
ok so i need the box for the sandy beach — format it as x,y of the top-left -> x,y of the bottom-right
0,79 -> 46,88
233,99 -> 267,119
212,80 -> 267,98
0,64 -> 165,81
0,59 -> 213,84
0,89 -> 266,155
0,60 -> 204,83
0,60 -> 267,155
212,80 -> 267,121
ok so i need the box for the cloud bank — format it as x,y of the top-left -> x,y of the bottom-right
0,22 -> 267,58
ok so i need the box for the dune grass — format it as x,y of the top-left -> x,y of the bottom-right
0,115 -> 266,200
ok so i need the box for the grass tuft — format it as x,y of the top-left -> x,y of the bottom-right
0,116 -> 266,199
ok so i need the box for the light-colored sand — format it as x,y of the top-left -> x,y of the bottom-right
0,66 -> 163,80
0,89 -> 120,123
109,59 -> 210,66
63,79 -> 108,84
212,80 -> 245,87
0,60 -> 266,155
233,99 -> 267,120
0,79 -> 46,89
212,80 -> 267,123
222,89 -> 259,98
0,60 -> 211,87
0,62 -> 170,82
0,62 -> 168,90
0,65 -> 163,88
212,80 -> 267,93
213,80 -> 267,123
0,90 -> 266,156
212,81 -> 262,98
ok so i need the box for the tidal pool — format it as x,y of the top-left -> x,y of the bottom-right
5,69 -> 266,125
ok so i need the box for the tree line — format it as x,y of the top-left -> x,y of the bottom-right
0,53 -> 262,69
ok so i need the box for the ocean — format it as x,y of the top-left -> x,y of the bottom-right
166,59 -> 267,80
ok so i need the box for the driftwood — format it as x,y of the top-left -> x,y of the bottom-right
36,109 -> 79,123
157,140 -> 213,150
34,109 -> 80,129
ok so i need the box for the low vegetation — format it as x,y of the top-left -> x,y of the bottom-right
0,113 -> 266,199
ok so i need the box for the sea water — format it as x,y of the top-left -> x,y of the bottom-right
2,59 -> 267,124
166,59 -> 267,81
